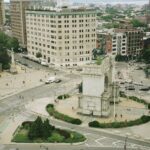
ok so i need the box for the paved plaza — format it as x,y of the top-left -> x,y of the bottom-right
0,64 -> 65,101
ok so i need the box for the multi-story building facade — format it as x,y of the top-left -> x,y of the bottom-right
125,29 -> 143,56
10,0 -> 32,47
111,31 -> 127,56
0,0 -> 5,30
26,8 -> 96,67
96,29 -> 143,56
96,31 -> 112,54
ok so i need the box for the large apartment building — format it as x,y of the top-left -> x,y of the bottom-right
26,8 -> 96,67
0,0 -> 5,30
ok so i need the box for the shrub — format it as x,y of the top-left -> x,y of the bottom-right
47,133 -> 64,143
57,94 -> 70,100
148,104 -> 150,109
71,119 -> 82,125
56,129 -> 70,139
57,95 -> 63,99
22,121 -> 33,129
46,104 -> 54,109
12,133 -> 30,143
89,116 -> 150,128
64,94 -> 70,99
89,121 -> 100,127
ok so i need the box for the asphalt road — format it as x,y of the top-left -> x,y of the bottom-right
1,144 -> 141,150
0,79 -> 150,149
0,60 -> 150,150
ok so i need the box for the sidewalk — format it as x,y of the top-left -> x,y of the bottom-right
0,66 -> 57,101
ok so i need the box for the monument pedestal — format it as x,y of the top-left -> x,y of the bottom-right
10,49 -> 18,74
78,56 -> 114,118
10,64 -> 17,74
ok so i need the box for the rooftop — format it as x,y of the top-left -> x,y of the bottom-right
26,6 -> 96,13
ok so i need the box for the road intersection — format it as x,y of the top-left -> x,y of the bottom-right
0,58 -> 150,150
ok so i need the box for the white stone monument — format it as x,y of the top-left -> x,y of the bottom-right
10,48 -> 17,74
79,56 -> 119,117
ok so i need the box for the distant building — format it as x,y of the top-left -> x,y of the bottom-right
96,31 -> 112,54
96,29 -> 143,56
10,0 -> 33,47
0,0 -> 5,30
26,7 -> 96,67
111,31 -> 127,56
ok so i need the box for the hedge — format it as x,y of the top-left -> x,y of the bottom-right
46,104 -> 82,125
89,115 -> 150,128
120,92 -> 150,109
57,94 -> 70,100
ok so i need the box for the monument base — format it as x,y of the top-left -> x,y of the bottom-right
10,65 -> 18,74
78,95 -> 110,117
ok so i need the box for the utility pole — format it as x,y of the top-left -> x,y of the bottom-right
124,136 -> 128,150
113,58 -> 116,120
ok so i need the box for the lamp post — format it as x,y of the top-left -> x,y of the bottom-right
113,58 -> 116,120
124,136 -> 128,150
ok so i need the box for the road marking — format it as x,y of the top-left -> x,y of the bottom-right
112,140 -> 122,146
95,139 -> 103,146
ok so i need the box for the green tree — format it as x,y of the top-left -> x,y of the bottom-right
28,116 -> 43,140
142,48 -> 150,64
36,52 -> 42,58
0,47 -> 11,70
7,37 -> 19,52
0,32 -> 9,47
42,119 -> 53,139
131,19 -> 147,28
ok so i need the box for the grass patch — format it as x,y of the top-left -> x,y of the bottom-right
12,129 -> 31,143
12,118 -> 85,143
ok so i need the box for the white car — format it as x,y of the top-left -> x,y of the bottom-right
41,61 -> 48,66
45,76 -> 56,84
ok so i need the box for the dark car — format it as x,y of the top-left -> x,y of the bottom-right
55,79 -> 61,83
125,86 -> 135,90
139,87 -> 150,91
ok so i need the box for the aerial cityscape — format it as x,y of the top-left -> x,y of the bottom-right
0,0 -> 150,150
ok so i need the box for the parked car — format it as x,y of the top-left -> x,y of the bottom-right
120,82 -> 125,84
139,86 -> 150,91
45,76 -> 56,84
125,85 -> 135,90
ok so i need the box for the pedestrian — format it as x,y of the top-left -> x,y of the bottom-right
120,114 -> 123,118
